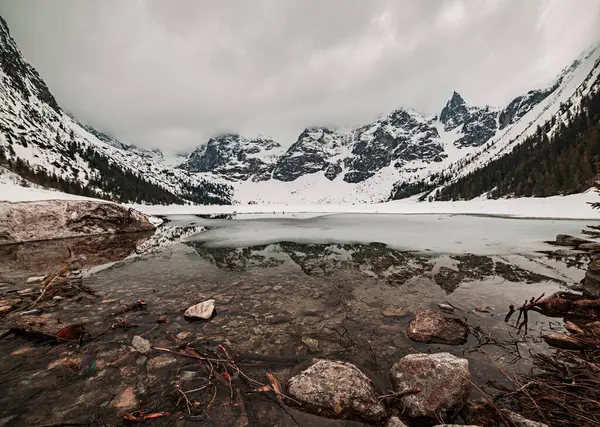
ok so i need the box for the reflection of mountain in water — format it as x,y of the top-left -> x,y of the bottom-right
185,241 -> 564,294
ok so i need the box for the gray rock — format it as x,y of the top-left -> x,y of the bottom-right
0,200 -> 155,245
184,299 -> 215,320
26,276 -> 45,284
584,269 -> 600,298
287,359 -> 387,423
555,234 -> 592,247
577,242 -> 600,251
569,282 -> 585,292
502,410 -> 548,427
132,335 -> 151,354
407,310 -> 468,345
390,352 -> 471,424
273,285 -> 283,291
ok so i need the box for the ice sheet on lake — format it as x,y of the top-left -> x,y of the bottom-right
183,213 -> 589,255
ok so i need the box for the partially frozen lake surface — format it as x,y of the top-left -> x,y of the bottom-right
177,213 -> 590,255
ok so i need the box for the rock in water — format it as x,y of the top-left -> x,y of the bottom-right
577,242 -> 600,251
584,257 -> 600,298
184,299 -> 215,320
390,353 -> 471,424
131,335 -> 151,354
111,386 -> 138,410
0,200 -> 155,245
407,310 -> 468,345
555,234 -> 592,247
287,359 -> 387,423
301,336 -> 319,353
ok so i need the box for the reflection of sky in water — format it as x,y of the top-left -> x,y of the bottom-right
176,213 -> 588,255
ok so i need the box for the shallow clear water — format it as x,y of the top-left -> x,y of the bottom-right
0,214 -> 590,426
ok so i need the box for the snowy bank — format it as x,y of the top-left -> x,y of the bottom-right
131,191 -> 599,220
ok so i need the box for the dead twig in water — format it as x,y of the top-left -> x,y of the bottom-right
377,388 -> 421,400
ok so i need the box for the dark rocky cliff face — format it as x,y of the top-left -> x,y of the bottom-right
343,109 -> 445,183
272,127 -> 346,182
182,134 -> 281,181
440,92 -> 499,148
498,85 -> 558,129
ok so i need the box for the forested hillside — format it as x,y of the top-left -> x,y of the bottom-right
433,76 -> 600,201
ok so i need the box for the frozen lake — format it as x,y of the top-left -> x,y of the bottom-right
169,213 -> 590,255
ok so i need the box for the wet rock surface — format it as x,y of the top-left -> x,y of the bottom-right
0,200 -> 155,245
287,360 -> 387,423
390,353 -> 471,425
407,310 -> 469,345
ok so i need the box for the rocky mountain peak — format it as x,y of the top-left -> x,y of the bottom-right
439,91 -> 469,130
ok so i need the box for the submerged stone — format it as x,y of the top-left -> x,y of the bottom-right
390,352 -> 471,424
111,386 -> 138,410
407,310 -> 468,345
287,359 -> 387,423
132,335 -> 151,354
184,299 -> 215,320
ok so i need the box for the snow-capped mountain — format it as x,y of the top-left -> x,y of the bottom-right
177,45 -> 599,205
272,127 -> 349,182
182,134 -> 283,182
0,15 -> 232,205
1,11 -> 599,206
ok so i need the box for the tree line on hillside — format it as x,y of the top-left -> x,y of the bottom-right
0,138 -> 231,205
433,81 -> 600,201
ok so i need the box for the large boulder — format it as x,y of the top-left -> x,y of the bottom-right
390,353 -> 471,425
287,359 -> 387,423
0,200 -> 155,245
407,310 -> 469,345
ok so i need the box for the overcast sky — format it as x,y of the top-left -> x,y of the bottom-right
1,0 -> 600,151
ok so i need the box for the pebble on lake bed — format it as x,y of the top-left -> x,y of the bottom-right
184,299 -> 215,320
132,335 -> 151,354
301,336 -> 319,353
176,331 -> 193,341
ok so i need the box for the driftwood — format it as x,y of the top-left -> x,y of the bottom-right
506,292 -> 600,333
7,314 -> 90,343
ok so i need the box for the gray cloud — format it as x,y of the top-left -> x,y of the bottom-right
1,0 -> 599,151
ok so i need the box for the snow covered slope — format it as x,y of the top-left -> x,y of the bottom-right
0,16 -> 232,205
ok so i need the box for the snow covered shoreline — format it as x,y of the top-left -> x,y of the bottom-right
3,168 -> 598,220
131,191 -> 599,220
